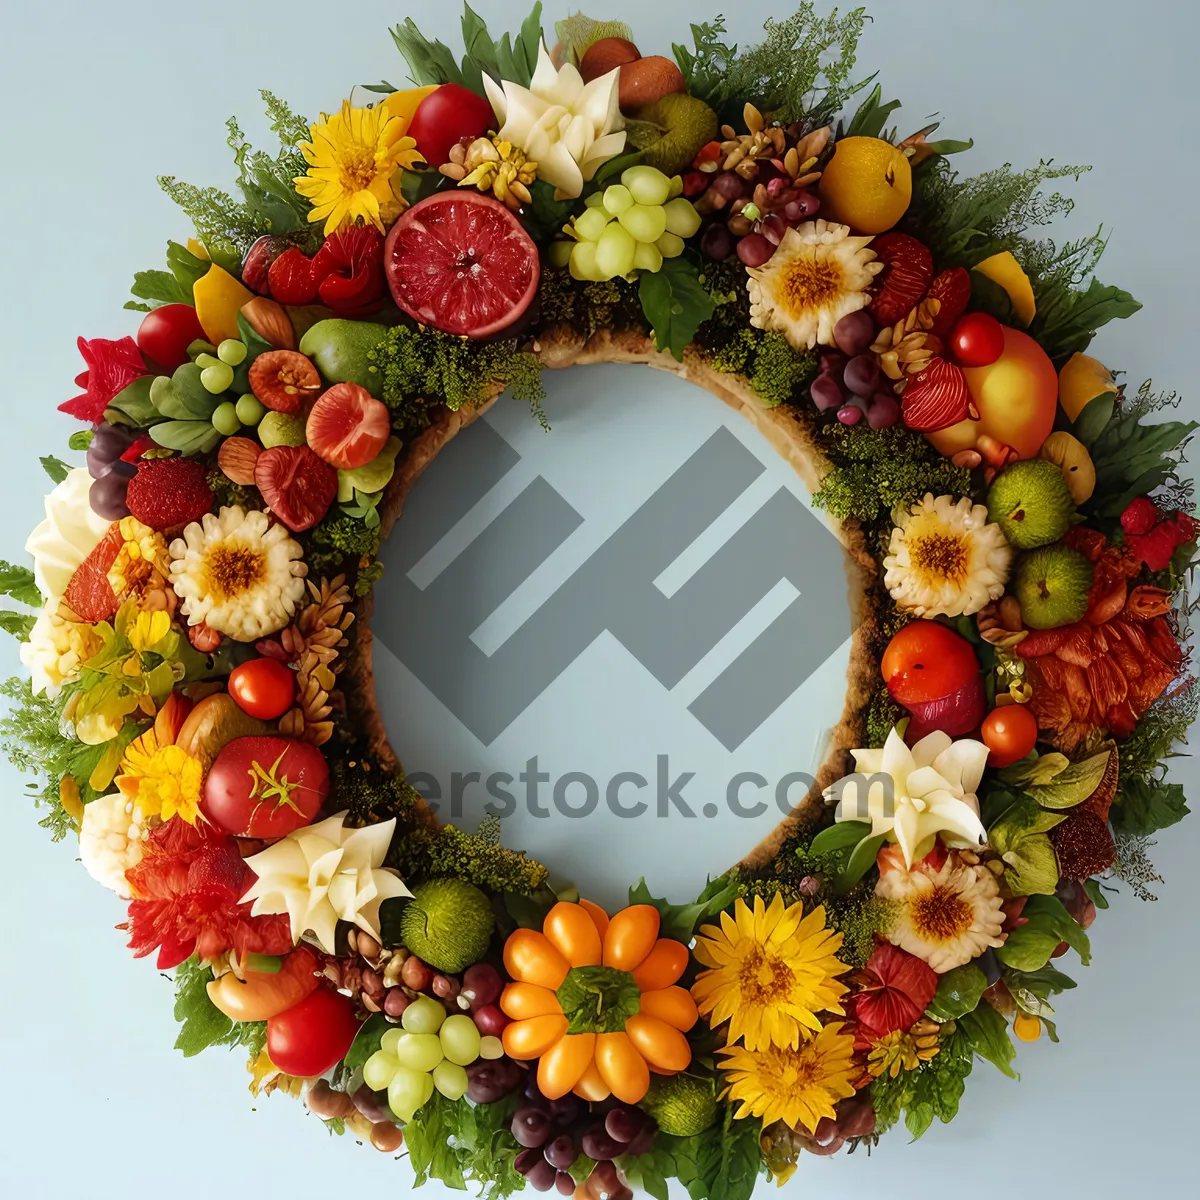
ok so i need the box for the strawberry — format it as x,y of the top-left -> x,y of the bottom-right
125,457 -> 214,531
925,267 -> 972,337
267,247 -> 319,306
900,357 -> 976,432
869,233 -> 934,326
254,446 -> 337,532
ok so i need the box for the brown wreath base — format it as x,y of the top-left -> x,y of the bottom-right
344,327 -> 882,872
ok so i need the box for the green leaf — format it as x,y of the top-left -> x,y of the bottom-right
0,561 -> 42,608
997,894 -> 1090,971
959,1004 -> 1018,1079
926,963 -> 988,1022
834,831 -> 888,893
1000,752 -> 1070,788
1111,777 -> 1190,836
1071,391 -> 1116,447
628,876 -> 739,944
390,17 -> 467,88
989,794 -> 1066,851
1035,276 -> 1141,362
172,957 -> 234,1057
149,419 -> 221,456
0,610 -> 35,641
166,239 -> 213,297
68,429 -> 94,452
1026,749 -> 1110,809
130,268 -> 188,309
151,363 -> 220,421
844,84 -> 902,139
1002,832 -> 1060,897
330,1013 -> 388,1090
808,820 -> 871,856
106,376 -> 159,427
40,456 -> 70,484
1002,963 -> 1077,1000
639,257 -> 715,362
1083,879 -> 1111,910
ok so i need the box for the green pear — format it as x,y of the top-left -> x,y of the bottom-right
299,319 -> 390,396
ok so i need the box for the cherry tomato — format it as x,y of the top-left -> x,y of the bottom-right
267,986 -> 361,1078
406,83 -> 497,168
137,303 -> 206,372
881,620 -> 979,705
602,905 -> 660,971
948,312 -> 1005,367
543,901 -> 603,968
980,703 -> 1039,767
203,735 -> 329,838
229,657 -> 296,720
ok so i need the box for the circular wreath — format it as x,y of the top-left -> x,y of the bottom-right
3,5 -> 1195,1196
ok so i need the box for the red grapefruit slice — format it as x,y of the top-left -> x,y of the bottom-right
384,192 -> 539,339
63,525 -> 124,623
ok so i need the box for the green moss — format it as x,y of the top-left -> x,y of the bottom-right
332,758 -> 424,829
865,685 -> 905,749
390,823 -> 549,896
205,468 -> 258,514
304,515 -> 382,580
537,269 -> 648,339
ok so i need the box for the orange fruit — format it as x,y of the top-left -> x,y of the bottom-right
1058,352 -> 1117,422
818,136 -> 912,234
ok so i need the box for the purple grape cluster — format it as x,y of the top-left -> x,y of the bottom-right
809,312 -> 900,430
511,1077 -> 656,1196
86,423 -> 139,519
693,165 -> 821,268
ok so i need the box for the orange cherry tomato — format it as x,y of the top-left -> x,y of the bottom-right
595,1031 -> 650,1103
206,947 -> 319,1022
504,928 -> 570,990
573,1059 -> 611,1102
578,898 -> 610,940
981,703 -> 1039,767
500,982 -> 563,1021
537,1032 -> 597,1099
602,905 -> 660,971
630,939 -> 689,992
503,1014 -> 569,1061
625,1014 -> 692,1073
638,986 -> 699,1032
543,901 -> 602,968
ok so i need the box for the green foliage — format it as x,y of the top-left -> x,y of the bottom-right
538,269 -> 648,339
172,956 -> 267,1058
1112,830 -> 1164,901
127,241 -> 212,312
403,1091 -> 525,1197
674,5 -> 872,127
995,894 -> 1090,972
387,3 -> 544,96
871,1025 -> 974,1139
926,964 -> 988,1022
627,1108 -> 764,1200
391,822 -> 550,895
369,324 -> 545,427
865,684 -> 904,748
332,759 -> 424,829
305,515 -> 382,580
958,1004 -> 1018,1079
628,876 -> 741,944
1117,682 -> 1198,783
812,421 -> 972,533
1085,381 -> 1198,520
0,555 -> 39,641
0,611 -> 35,640
1110,777 -> 1190,837
159,91 -> 317,272
41,455 -> 70,484
205,468 -> 258,515
639,257 -> 716,362
0,676 -> 77,839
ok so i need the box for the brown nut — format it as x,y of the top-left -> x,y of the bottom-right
370,1121 -> 405,1153
1038,431 -> 1096,503
401,955 -> 433,991
305,1080 -> 355,1120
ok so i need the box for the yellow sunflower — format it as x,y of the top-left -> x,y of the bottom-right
116,728 -> 204,825
718,1022 -> 858,1133
690,894 -> 849,1050
294,100 -> 425,236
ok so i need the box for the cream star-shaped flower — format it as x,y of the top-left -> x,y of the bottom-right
241,812 -> 411,953
483,42 -> 625,199
823,727 -> 988,868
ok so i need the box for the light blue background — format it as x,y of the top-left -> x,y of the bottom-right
1,1 -> 1197,1196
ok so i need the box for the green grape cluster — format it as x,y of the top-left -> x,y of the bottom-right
360,996 -> 503,1121
562,166 -> 702,282
195,338 -> 263,436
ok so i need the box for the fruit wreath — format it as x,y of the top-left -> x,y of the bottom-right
2,4 -> 1196,1196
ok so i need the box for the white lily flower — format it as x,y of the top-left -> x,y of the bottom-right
824,727 -> 989,868
241,811 -> 412,953
483,42 -> 626,199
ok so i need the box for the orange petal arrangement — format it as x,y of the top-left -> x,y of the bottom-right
2,4 -> 1195,1197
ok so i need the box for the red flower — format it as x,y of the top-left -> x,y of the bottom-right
311,226 -> 386,316
122,818 -> 292,970
852,942 -> 938,1037
60,336 -> 147,423
1120,497 -> 1198,572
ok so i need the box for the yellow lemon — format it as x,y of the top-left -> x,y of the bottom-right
1058,351 -> 1117,422
972,251 -> 1036,326
817,136 -> 912,234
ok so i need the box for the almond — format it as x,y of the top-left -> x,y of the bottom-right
240,296 -> 296,350
217,436 -> 261,486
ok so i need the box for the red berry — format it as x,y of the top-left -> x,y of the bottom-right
869,233 -> 933,326
267,247 -> 319,306
1120,496 -> 1160,536
254,446 -> 337,532
125,457 -> 215,531
242,235 -> 292,296
306,383 -> 391,469
900,357 -> 976,432
948,312 -> 1005,367
925,267 -> 972,337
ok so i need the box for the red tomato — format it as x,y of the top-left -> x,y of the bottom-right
203,735 -> 329,838
267,986 -> 361,1078
881,620 -> 979,706
137,304 -> 206,371
406,83 -> 497,168
980,704 -> 1039,767
306,382 -> 391,469
948,312 -> 1005,367
229,658 -> 296,720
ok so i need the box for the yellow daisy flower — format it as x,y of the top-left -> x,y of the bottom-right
294,100 -> 424,236
116,731 -> 204,825
866,1021 -> 941,1079
690,894 -> 849,1050
718,1022 -> 859,1133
